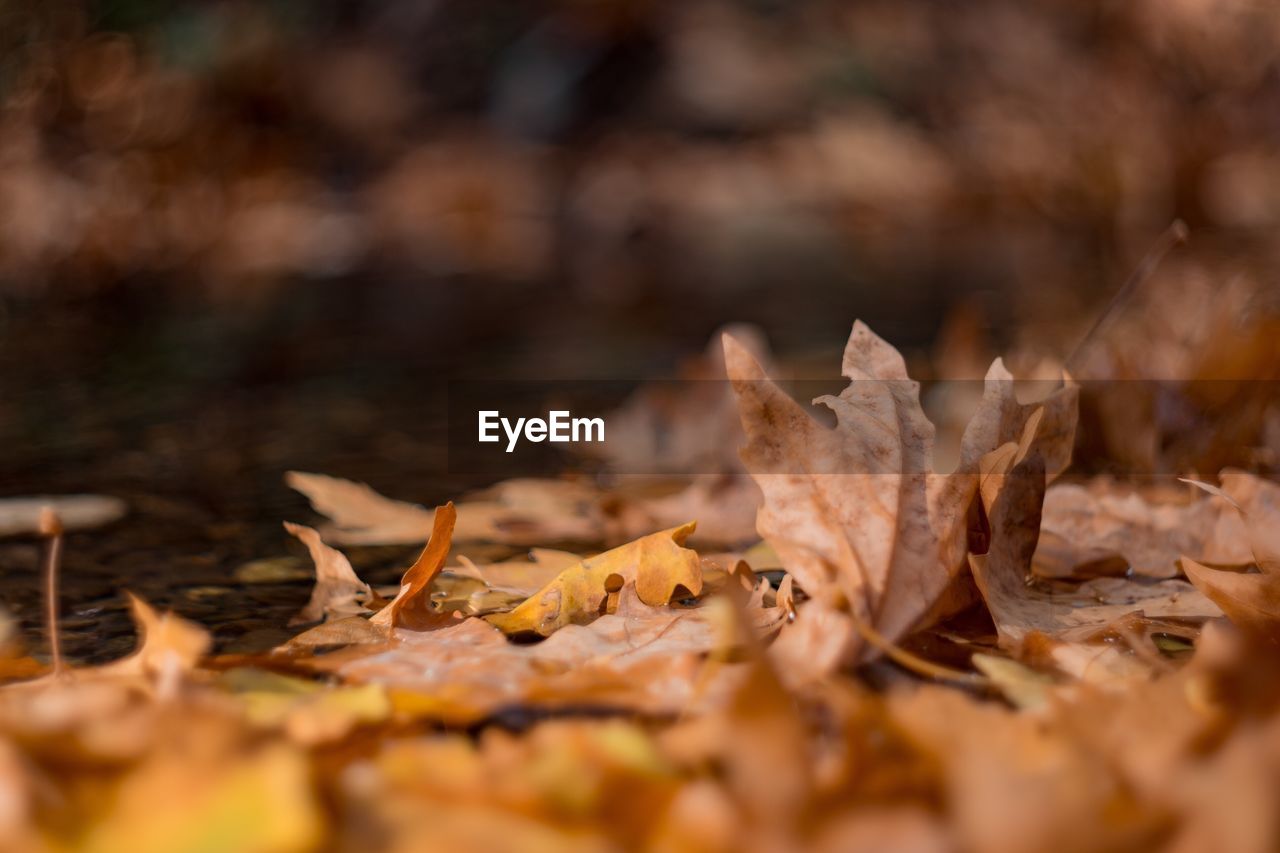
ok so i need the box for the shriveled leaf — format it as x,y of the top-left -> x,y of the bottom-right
1182,560 -> 1280,643
370,502 -> 457,631
282,522 -> 374,625
108,593 -> 212,680
485,522 -> 702,637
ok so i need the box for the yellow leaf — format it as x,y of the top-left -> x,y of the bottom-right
82,745 -> 323,853
484,523 -> 702,637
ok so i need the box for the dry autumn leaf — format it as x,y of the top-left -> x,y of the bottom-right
485,522 -> 703,637
283,521 -> 375,625
972,448 -> 1220,669
316,584 -> 743,721
1181,470 -> 1280,642
288,471 -> 604,546
1036,480 -> 1253,579
724,320 -> 1077,668
370,502 -> 457,631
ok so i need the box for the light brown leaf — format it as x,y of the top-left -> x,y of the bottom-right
451,548 -> 581,597
285,471 -> 435,545
282,522 -> 374,625
890,686 -> 1159,853
325,585 -> 740,720
972,453 -> 1220,656
1037,480 -> 1253,579
725,320 -> 1077,665
1180,471 -> 1280,642
611,473 -> 762,547
108,593 -> 212,680
288,471 -> 605,546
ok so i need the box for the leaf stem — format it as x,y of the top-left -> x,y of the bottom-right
852,615 -> 990,688
39,507 -> 64,675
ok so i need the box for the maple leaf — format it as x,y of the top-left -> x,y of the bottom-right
724,320 -> 1077,665
484,522 -> 703,636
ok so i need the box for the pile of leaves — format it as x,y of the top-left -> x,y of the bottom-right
3,321 -> 1280,852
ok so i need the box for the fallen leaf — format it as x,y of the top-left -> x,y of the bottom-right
611,473 -> 762,547
453,548 -> 582,596
1037,480 -> 1253,579
282,522 -> 375,625
288,471 -> 604,546
972,452 -> 1220,657
370,502 -> 457,631
320,585 -> 742,721
725,321 -> 1077,667
485,522 -> 703,637
1180,471 -> 1280,642
970,653 -> 1055,710
284,471 -> 434,545
107,593 -> 212,681
80,742 -> 323,853
890,686 -> 1160,853
277,615 -> 387,650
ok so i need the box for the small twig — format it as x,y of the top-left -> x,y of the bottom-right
1063,219 -> 1189,373
38,507 -> 64,675
850,613 -> 990,688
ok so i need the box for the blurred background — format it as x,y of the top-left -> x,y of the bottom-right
1,0 -> 1277,657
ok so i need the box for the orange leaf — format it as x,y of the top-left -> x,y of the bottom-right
371,502 -> 457,631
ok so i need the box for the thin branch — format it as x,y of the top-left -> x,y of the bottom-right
850,613 -> 990,688
1063,219 -> 1189,373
